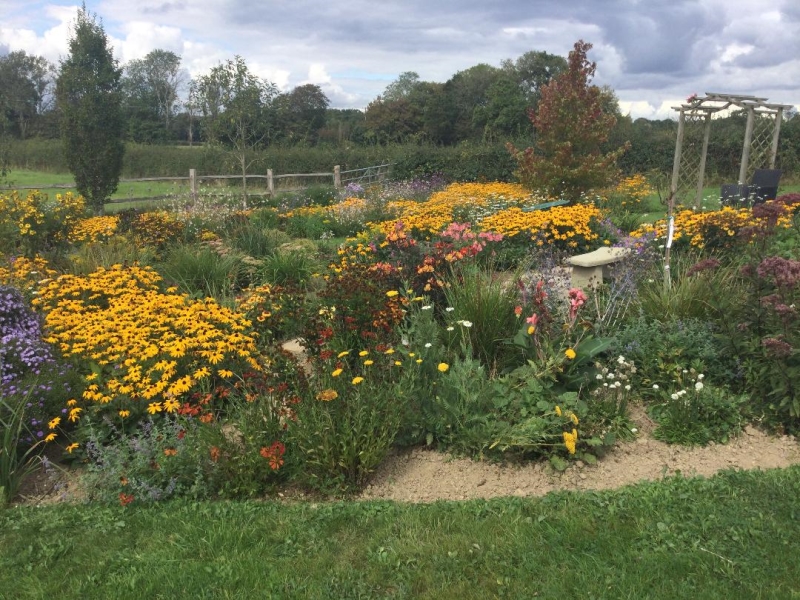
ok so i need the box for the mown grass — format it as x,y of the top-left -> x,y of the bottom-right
2,466 -> 799,599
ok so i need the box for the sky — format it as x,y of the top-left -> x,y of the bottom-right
1,0 -> 799,120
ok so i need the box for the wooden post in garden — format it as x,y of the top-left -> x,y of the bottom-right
334,165 -> 341,189
267,169 -> 274,197
739,106 -> 755,184
189,168 -> 197,203
770,107 -> 784,168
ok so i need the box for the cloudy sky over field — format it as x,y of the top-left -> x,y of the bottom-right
1,0 -> 799,119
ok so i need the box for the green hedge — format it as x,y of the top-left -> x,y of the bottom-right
5,139 -> 517,182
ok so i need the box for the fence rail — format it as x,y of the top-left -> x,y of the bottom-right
0,163 -> 394,198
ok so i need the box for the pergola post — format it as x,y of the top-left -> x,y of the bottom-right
770,107 -> 784,168
695,112 -> 712,206
670,110 -> 685,201
739,106 -> 755,184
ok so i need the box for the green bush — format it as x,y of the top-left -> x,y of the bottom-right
648,376 -> 748,446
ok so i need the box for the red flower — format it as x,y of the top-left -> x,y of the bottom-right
119,493 -> 134,506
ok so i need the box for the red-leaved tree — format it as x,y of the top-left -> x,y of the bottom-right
507,40 -> 629,202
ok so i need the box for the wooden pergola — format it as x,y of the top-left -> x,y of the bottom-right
670,92 -> 792,206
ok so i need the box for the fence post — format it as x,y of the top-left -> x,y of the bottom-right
267,169 -> 274,197
334,165 -> 341,189
189,168 -> 197,203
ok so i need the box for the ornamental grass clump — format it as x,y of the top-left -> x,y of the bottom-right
31,264 -> 262,427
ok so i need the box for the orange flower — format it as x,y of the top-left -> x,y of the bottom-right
119,493 -> 134,506
163,448 -> 178,456
209,446 -> 220,462
199,413 -> 214,424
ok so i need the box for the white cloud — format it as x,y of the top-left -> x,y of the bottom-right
112,21 -> 184,63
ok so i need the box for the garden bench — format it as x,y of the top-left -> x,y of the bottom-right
567,247 -> 631,289
720,169 -> 781,207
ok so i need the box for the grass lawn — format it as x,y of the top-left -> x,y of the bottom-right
2,466 -> 799,599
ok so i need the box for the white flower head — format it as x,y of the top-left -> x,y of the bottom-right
596,374 -> 604,380
697,374 -> 704,380
424,342 -> 432,348
671,393 -> 679,400
446,326 -> 454,331
652,384 -> 659,390
459,320 -> 473,328
445,307 -> 455,312
625,385 -> 631,391
421,305 -> 433,311
695,381 -> 704,391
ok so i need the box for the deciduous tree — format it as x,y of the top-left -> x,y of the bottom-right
508,40 -> 628,202
191,56 -> 278,198
122,49 -> 183,141
0,51 -> 54,139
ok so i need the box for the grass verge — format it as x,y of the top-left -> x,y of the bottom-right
2,466 -> 799,599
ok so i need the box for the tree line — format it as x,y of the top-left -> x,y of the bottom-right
2,6 -> 799,210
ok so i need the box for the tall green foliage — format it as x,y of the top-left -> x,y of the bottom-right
508,40 -> 629,202
56,4 -> 124,212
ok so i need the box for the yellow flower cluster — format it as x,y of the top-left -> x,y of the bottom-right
129,210 -> 184,249
597,174 -> 653,207
562,429 -> 578,454
0,190 -> 45,237
631,203 -> 796,248
286,197 -> 372,220
0,254 -> 57,295
0,190 -> 85,238
372,182 -> 534,235
479,204 -> 603,249
32,264 -> 262,418
67,215 -> 120,244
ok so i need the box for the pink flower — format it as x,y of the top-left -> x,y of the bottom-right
526,314 -> 539,326
568,288 -> 587,319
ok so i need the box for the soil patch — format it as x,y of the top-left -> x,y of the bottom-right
359,407 -> 800,503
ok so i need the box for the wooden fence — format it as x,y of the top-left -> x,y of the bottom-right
0,163 -> 395,203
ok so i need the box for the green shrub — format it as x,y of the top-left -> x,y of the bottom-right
648,374 -> 748,446
610,316 -> 733,390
